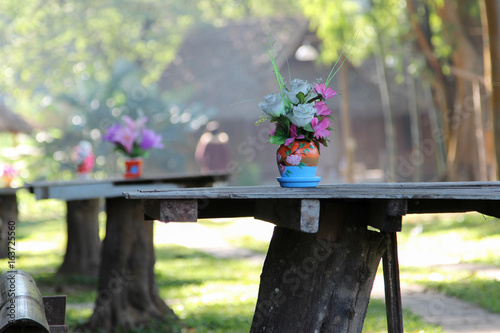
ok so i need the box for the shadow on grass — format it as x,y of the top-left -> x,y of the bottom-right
154,244 -> 215,260
181,304 -> 253,333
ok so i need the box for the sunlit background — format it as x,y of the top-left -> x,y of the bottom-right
2,0 -> 500,332
1,0 -> 498,184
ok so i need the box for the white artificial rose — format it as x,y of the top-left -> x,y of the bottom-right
283,79 -> 312,104
258,92 -> 284,117
287,103 -> 316,127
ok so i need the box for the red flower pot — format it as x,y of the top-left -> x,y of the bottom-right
124,158 -> 143,179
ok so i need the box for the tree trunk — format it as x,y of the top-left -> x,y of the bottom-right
250,201 -> 388,332
405,48 -> 422,181
374,52 -> 397,182
439,0 -> 484,181
423,83 -> 448,180
0,194 -> 18,258
407,0 -> 453,180
85,197 -> 178,332
482,0 -> 500,179
473,79 -> 488,180
57,199 -> 101,277
340,63 -> 356,183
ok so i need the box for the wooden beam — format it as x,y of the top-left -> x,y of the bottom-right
43,296 -> 66,325
255,199 -> 320,233
143,199 -> 198,223
369,200 -> 407,232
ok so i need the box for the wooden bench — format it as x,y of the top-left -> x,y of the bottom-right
27,173 -> 229,277
28,173 -> 229,331
0,270 -> 67,333
124,181 -> 500,332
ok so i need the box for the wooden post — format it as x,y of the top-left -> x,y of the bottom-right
57,199 -> 101,277
0,194 -> 18,259
84,197 -> 178,331
383,232 -> 404,333
43,295 -> 68,333
250,201 -> 388,332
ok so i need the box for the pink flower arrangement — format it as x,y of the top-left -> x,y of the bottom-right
256,36 -> 343,150
103,115 -> 164,158
72,140 -> 95,174
0,163 -> 18,187
257,78 -> 336,149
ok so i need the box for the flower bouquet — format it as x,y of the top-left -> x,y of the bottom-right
257,39 -> 343,187
0,163 -> 18,187
103,115 -> 163,178
72,140 -> 95,178
258,79 -> 336,148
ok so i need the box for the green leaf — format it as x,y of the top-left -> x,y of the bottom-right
303,123 -> 314,132
270,135 -> 287,145
296,91 -> 306,103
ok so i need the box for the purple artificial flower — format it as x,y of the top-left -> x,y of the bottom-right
311,117 -> 331,140
102,123 -> 121,143
269,124 -> 277,137
284,124 -> 305,146
103,116 -> 163,157
314,101 -> 332,116
140,128 -> 164,150
116,125 -> 138,154
314,83 -> 337,99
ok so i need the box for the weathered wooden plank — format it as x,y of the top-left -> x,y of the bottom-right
369,200 -> 407,232
143,199 -> 198,222
28,173 -> 229,201
197,199 -> 255,219
160,200 -> 198,222
33,183 -> 180,201
300,199 -> 320,233
43,295 -> 67,325
49,325 -> 68,333
126,182 -> 500,201
254,199 -> 320,233
0,193 -> 18,258
142,199 -> 162,221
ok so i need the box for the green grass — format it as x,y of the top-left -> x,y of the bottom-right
8,207 -> 500,332
398,212 -> 500,314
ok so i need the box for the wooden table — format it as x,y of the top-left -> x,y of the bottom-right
28,173 -> 227,276
124,181 -> 500,333
27,173 -> 228,331
0,187 -> 19,258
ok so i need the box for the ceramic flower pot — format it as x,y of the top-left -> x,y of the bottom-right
276,140 -> 321,187
124,157 -> 143,179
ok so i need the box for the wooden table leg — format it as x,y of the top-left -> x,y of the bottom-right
85,197 -> 179,332
383,232 -> 404,333
250,201 -> 388,333
57,199 -> 101,277
0,194 -> 18,259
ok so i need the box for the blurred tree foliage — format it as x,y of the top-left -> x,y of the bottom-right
0,0 -> 496,182
0,0 -> 304,181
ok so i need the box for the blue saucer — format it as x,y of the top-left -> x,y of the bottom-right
277,176 -> 321,188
